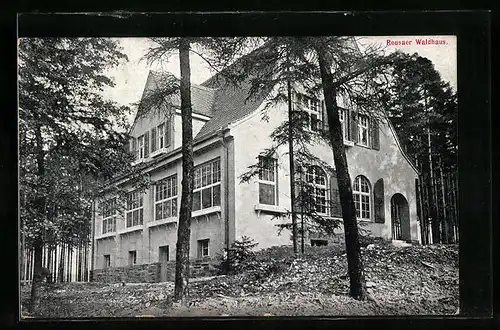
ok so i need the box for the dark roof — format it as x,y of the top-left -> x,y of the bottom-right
138,71 -> 216,119
195,76 -> 269,138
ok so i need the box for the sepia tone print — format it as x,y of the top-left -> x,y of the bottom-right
19,35 -> 458,317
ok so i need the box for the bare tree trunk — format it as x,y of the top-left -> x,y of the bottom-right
174,37 -> 194,303
287,78 -> 299,255
29,124 -> 46,313
29,240 -> 43,313
316,48 -> 365,300
439,160 -> 449,244
58,244 -> 65,283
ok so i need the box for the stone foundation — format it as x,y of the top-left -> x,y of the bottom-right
91,259 -> 218,283
91,263 -> 161,283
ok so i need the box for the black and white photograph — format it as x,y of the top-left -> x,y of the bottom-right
18,31 -> 460,318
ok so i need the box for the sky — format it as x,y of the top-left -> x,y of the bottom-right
104,36 -> 457,115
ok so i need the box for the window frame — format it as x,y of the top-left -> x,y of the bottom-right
197,239 -> 210,258
137,135 -> 145,159
258,156 -> 278,206
305,165 -> 328,215
101,198 -> 117,235
353,175 -> 371,221
339,108 -> 349,141
358,114 -> 370,147
154,174 -> 178,221
297,93 -> 322,132
126,190 -> 144,228
192,159 -> 221,211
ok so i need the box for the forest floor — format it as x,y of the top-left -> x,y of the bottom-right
20,240 -> 458,318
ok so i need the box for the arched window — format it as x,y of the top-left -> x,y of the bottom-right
353,175 -> 371,220
305,165 -> 328,214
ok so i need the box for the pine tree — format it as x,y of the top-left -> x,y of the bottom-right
19,38 -> 132,313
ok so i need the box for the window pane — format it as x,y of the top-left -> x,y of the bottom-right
202,187 -> 212,209
139,209 -> 143,225
171,198 -> 177,216
193,191 -> 201,211
164,200 -> 171,218
259,183 -> 276,205
213,161 -> 221,183
213,184 -> 221,206
127,213 -> 132,227
156,202 -> 162,220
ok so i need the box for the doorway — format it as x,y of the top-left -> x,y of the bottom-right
159,245 -> 170,282
391,193 -> 411,241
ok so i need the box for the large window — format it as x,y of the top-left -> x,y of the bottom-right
258,156 -> 277,205
305,165 -> 328,214
354,175 -> 371,220
297,93 -> 322,131
101,198 -> 117,234
155,175 -> 178,220
193,159 -> 221,211
126,190 -> 144,227
358,114 -> 369,146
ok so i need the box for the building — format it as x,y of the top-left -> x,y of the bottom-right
91,68 -> 421,283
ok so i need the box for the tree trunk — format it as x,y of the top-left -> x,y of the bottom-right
316,47 -> 365,300
287,79 -> 299,255
439,161 -> 449,244
58,244 -> 65,282
29,240 -> 43,313
29,124 -> 46,313
174,38 -> 194,303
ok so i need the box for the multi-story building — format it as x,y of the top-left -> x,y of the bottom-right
91,68 -> 420,282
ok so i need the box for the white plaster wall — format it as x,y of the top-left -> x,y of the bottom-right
173,114 -> 209,149
231,99 -> 419,248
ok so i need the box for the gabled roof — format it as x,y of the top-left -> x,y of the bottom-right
133,71 -> 216,126
195,76 -> 269,138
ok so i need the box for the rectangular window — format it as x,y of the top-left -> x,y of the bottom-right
358,114 -> 369,146
128,251 -> 137,266
197,239 -> 209,258
297,93 -> 322,131
103,254 -> 111,269
102,198 -> 117,234
193,159 -> 221,211
157,124 -> 165,149
258,156 -> 277,205
159,245 -> 169,262
339,109 -> 349,141
137,135 -> 145,159
155,174 -> 178,221
126,190 -> 144,227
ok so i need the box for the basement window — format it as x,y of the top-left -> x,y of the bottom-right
128,250 -> 137,266
103,254 -> 111,269
197,239 -> 209,258
311,239 -> 328,247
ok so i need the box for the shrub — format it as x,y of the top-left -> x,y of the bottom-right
217,236 -> 258,275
